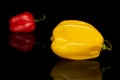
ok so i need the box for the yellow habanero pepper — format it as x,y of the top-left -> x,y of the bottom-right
50,20 -> 112,60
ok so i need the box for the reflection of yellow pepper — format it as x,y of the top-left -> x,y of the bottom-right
50,20 -> 112,60
51,59 -> 102,80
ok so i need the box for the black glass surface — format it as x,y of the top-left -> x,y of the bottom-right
0,0 -> 115,80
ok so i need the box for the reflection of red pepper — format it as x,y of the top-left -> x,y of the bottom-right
9,33 -> 35,52
9,11 -> 46,32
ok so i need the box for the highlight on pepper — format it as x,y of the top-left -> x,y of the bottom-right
9,11 -> 46,32
50,20 -> 112,60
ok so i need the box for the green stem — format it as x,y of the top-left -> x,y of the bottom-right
34,15 -> 46,22
102,40 -> 112,51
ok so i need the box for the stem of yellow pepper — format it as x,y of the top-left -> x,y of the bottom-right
102,40 -> 112,51
34,15 -> 46,22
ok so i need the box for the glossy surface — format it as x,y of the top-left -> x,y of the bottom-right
51,20 -> 104,60
9,12 -> 36,32
0,0 -> 114,80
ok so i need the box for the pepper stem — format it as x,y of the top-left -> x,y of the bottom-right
102,40 -> 112,51
34,15 -> 46,22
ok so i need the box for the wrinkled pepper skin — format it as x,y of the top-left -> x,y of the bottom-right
10,33 -> 35,52
51,59 -> 102,80
9,11 -> 36,32
51,20 -> 104,60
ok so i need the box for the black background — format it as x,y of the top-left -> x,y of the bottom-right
0,0 -> 116,79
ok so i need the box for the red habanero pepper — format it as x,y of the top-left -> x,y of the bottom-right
9,11 -> 46,32
9,33 -> 35,52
